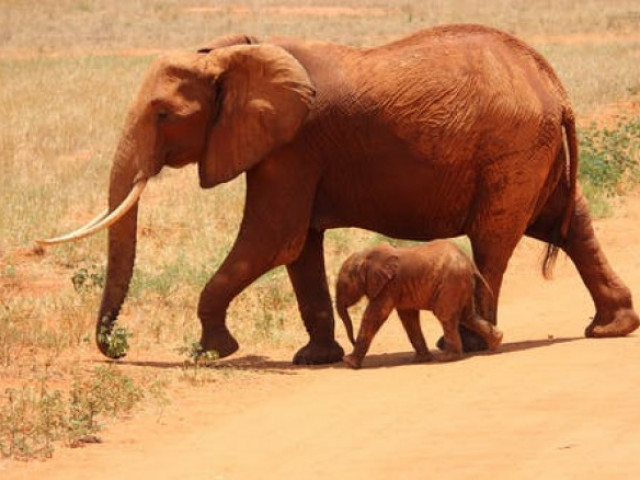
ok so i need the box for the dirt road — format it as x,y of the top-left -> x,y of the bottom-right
3,195 -> 640,480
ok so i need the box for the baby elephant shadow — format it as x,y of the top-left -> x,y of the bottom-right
354,336 -> 583,370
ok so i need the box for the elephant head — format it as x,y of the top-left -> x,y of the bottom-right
38,38 -> 315,357
335,244 -> 400,345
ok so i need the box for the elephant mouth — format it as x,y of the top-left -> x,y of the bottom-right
36,179 -> 148,246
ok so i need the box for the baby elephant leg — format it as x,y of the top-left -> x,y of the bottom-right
397,309 -> 432,363
438,314 -> 464,362
463,314 -> 503,351
343,300 -> 394,369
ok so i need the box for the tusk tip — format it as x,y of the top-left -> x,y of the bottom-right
35,238 -> 54,246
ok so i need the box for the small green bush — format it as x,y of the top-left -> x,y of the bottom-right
97,322 -> 132,359
71,265 -> 105,295
578,117 -> 640,215
0,365 -> 161,460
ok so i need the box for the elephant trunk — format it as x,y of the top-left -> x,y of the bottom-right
96,133 -> 143,358
336,295 -> 356,346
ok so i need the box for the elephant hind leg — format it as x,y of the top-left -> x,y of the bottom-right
397,309 -> 432,363
437,314 -> 464,362
442,153 -> 553,352
527,188 -> 639,337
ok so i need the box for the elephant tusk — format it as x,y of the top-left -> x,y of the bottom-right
71,208 -> 111,234
36,180 -> 147,246
34,207 -> 109,246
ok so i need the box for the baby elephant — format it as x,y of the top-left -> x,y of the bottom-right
335,240 -> 503,369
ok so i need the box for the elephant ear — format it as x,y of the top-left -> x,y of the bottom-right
363,246 -> 400,299
199,44 -> 315,188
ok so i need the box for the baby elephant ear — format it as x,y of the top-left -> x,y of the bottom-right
365,247 -> 400,299
199,44 -> 315,188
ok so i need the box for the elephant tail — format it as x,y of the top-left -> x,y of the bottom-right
561,107 -> 578,240
542,106 -> 578,279
473,268 -> 495,323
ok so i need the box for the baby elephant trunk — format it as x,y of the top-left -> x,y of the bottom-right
336,300 -> 356,346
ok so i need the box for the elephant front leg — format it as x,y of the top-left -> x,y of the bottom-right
198,236 -> 284,358
287,229 -> 344,365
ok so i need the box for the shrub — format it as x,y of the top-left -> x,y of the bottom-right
0,365 -> 167,460
578,117 -> 640,214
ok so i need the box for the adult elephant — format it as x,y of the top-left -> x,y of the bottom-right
39,24 -> 639,363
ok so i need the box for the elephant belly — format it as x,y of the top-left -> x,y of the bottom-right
311,156 -> 475,240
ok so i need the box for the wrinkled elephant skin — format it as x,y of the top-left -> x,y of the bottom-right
51,25 -> 637,362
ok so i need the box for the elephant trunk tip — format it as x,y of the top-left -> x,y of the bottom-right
337,304 -> 356,346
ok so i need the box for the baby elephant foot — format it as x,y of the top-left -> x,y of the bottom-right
487,329 -> 504,352
342,353 -> 363,369
413,351 -> 434,363
436,328 -> 488,352
437,350 -> 462,362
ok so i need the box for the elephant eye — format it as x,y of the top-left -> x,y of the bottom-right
157,110 -> 170,123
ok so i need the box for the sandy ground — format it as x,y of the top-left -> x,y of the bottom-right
2,192 -> 639,479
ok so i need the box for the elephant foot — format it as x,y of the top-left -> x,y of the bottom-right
200,323 -> 239,358
293,339 -> 344,365
342,353 -> 362,369
436,326 -> 489,353
585,308 -> 640,338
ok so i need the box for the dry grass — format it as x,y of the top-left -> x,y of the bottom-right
1,0 -> 640,459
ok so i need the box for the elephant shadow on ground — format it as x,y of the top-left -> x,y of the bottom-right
108,336 -> 584,373
358,336 -> 584,369
111,355 -> 301,376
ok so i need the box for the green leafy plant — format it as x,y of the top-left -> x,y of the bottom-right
0,365 -> 163,460
71,265 -> 105,295
578,117 -> 640,207
98,320 -> 132,359
175,337 -> 220,385
176,337 -> 219,365
0,383 -> 66,459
